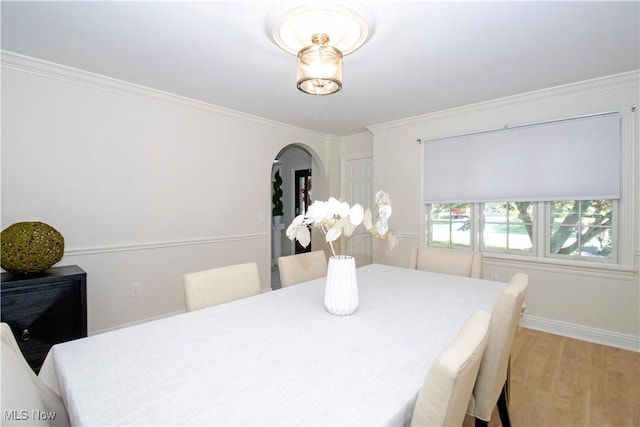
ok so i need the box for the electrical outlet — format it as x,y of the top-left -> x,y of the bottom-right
131,283 -> 141,297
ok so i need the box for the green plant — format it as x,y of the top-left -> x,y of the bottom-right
272,170 -> 284,217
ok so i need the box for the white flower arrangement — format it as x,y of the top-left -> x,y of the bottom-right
286,190 -> 399,257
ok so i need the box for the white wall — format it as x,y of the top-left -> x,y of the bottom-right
369,72 -> 640,350
1,53 -> 335,333
3,51 -> 638,350
338,133 -> 373,168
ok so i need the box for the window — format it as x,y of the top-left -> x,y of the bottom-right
427,203 -> 471,248
422,112 -> 623,266
422,113 -> 620,203
425,199 -> 617,263
549,200 -> 614,260
482,202 -> 535,254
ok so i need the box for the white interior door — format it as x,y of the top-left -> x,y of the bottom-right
345,157 -> 373,266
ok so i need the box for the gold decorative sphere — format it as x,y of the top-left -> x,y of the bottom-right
1,222 -> 65,274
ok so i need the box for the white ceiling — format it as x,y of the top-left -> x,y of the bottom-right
2,1 -> 639,136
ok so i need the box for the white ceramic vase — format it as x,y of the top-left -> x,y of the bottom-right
324,255 -> 359,316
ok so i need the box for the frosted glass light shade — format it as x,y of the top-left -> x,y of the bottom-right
297,42 -> 343,95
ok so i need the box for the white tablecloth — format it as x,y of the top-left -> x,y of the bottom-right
39,264 -> 505,426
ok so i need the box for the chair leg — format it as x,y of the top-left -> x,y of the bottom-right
497,381 -> 511,427
475,379 -> 512,427
506,355 -> 511,405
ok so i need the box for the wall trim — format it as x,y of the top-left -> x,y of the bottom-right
522,314 -> 639,352
65,233 -> 270,256
399,232 -> 420,241
406,244 -> 635,281
484,256 -> 635,281
0,50 -> 326,140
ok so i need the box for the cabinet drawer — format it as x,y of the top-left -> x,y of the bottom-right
1,267 -> 87,373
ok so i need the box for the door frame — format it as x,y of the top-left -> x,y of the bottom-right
293,168 -> 312,254
341,153 -> 374,265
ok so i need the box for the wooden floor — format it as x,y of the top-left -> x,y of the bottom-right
462,327 -> 639,427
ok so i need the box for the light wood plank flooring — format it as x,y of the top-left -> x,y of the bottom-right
463,327 -> 639,427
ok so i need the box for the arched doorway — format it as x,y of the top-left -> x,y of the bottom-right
270,144 -> 324,289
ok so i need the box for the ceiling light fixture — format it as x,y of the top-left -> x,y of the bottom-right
267,2 -> 375,96
297,33 -> 342,95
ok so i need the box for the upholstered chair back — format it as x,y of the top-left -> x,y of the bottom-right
1,323 -> 70,427
409,247 -> 483,278
411,311 -> 491,427
468,273 -> 528,423
278,250 -> 328,288
184,262 -> 261,312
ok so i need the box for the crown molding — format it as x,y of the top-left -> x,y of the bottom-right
367,70 -> 640,134
1,50 -> 328,140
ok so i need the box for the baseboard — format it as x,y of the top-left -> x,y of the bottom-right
522,314 -> 639,352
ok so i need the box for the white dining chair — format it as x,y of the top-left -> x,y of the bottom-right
409,246 -> 483,278
183,262 -> 261,312
1,323 -> 70,427
277,250 -> 328,287
411,310 -> 491,427
467,272 -> 528,427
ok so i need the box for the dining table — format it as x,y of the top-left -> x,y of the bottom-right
38,263 -> 506,426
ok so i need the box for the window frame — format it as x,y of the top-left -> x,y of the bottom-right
544,199 -> 618,264
425,203 -> 473,249
421,107 -> 634,272
480,202 -> 538,256
425,199 -> 619,266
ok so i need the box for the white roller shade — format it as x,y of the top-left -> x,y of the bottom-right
423,113 -> 621,203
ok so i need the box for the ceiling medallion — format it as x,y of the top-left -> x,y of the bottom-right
267,1 -> 375,95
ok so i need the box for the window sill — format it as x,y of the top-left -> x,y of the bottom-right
483,253 -> 636,281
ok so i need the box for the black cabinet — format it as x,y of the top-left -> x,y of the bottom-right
1,265 -> 87,373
